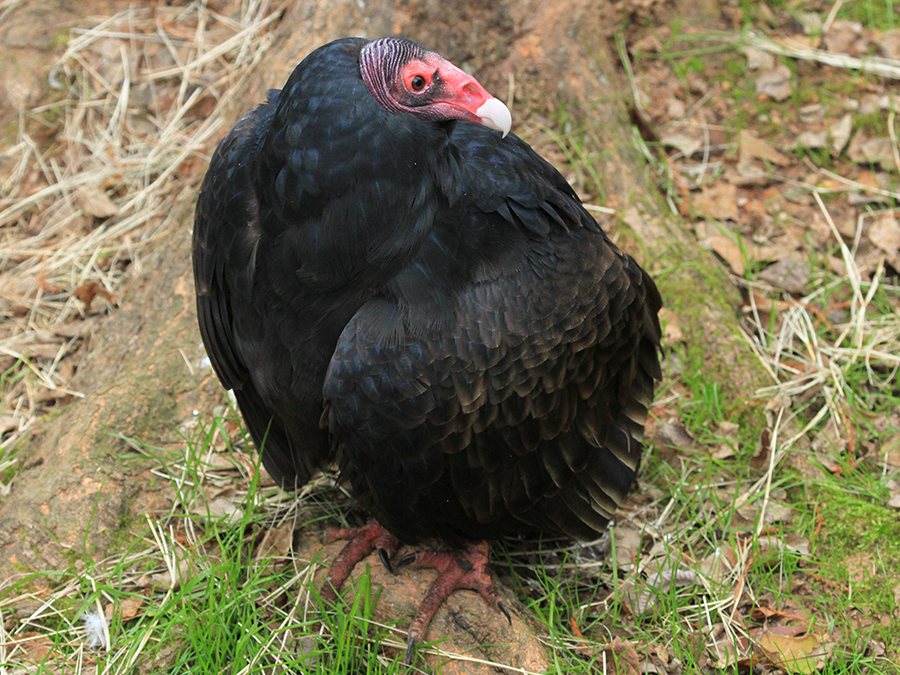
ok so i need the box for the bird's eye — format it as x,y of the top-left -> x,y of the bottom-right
410,75 -> 427,91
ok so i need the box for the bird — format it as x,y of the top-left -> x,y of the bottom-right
193,36 -> 662,661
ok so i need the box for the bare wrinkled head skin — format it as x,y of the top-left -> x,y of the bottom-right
359,37 -> 511,137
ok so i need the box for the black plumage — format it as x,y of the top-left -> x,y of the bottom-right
194,34 -> 660,574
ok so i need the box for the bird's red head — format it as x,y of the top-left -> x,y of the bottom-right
360,38 -> 511,137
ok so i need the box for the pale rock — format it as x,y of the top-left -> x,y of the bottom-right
759,256 -> 810,293
830,113 -> 853,155
661,129 -> 703,158
741,46 -> 775,70
740,129 -> 792,166
755,64 -> 792,102
849,135 -> 898,170
792,129 -> 828,150
667,97 -> 686,119
824,19 -> 863,54
79,186 -> 120,219
878,28 -> 900,59
798,103 -> 824,124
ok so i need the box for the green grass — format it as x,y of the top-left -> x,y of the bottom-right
836,0 -> 897,30
0,416 -> 415,674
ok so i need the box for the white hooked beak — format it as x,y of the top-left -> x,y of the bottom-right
475,98 -> 512,138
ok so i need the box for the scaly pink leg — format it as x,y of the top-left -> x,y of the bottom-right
320,522 -> 399,602
399,540 -> 511,663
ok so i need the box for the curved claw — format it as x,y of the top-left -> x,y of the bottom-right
378,547 -> 394,575
498,600 -> 512,625
396,552 -> 418,569
405,635 -> 417,665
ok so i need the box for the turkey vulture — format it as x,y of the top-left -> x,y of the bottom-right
193,36 -> 662,659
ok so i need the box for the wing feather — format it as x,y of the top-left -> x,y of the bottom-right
324,128 -> 662,544
193,93 -> 317,488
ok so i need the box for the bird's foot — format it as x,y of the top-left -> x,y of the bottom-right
398,540 -> 511,663
320,522 -> 399,602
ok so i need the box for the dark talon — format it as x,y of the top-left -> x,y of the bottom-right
397,552 -> 418,568
378,547 -> 394,574
498,600 -> 511,625
405,635 -> 417,664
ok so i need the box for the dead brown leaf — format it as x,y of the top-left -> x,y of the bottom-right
886,478 -> 900,509
799,104 -> 824,125
654,418 -> 694,449
611,523 -> 644,568
0,415 -> 18,434
739,129 -> 793,166
711,421 -> 739,459
738,505 -> 794,528
742,46 -> 775,70
107,596 -> 144,621
759,256 -> 811,293
757,628 -> 827,674
711,444 -> 735,460
824,19 -> 865,56
729,158 -> 772,186
708,623 -> 750,669
868,213 -> 900,258
752,603 -> 782,622
121,596 -> 144,620
9,632 -> 54,662
755,65 -> 792,102
35,388 -> 74,405
883,433 -> 900,469
651,641 -> 670,665
73,281 -> 117,312
662,129 -> 704,158
631,33 -> 663,53
878,29 -> 900,59
16,341 -> 64,360
144,555 -> 195,590
718,420 -> 740,437
750,427 -> 773,470
78,185 -> 120,219
830,114 -> 853,155
658,307 -> 684,342
695,183 -> 739,221
849,134 -> 898,170
619,568 -> 699,615
698,545 -> 736,585
254,519 -> 296,561
53,316 -> 101,339
703,233 -> 783,275
793,130 -> 827,151
192,486 -> 243,523
704,235 -> 746,274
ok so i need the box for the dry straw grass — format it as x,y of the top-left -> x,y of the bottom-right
739,30 -> 900,81
0,0 -> 279,464
749,193 -> 900,456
